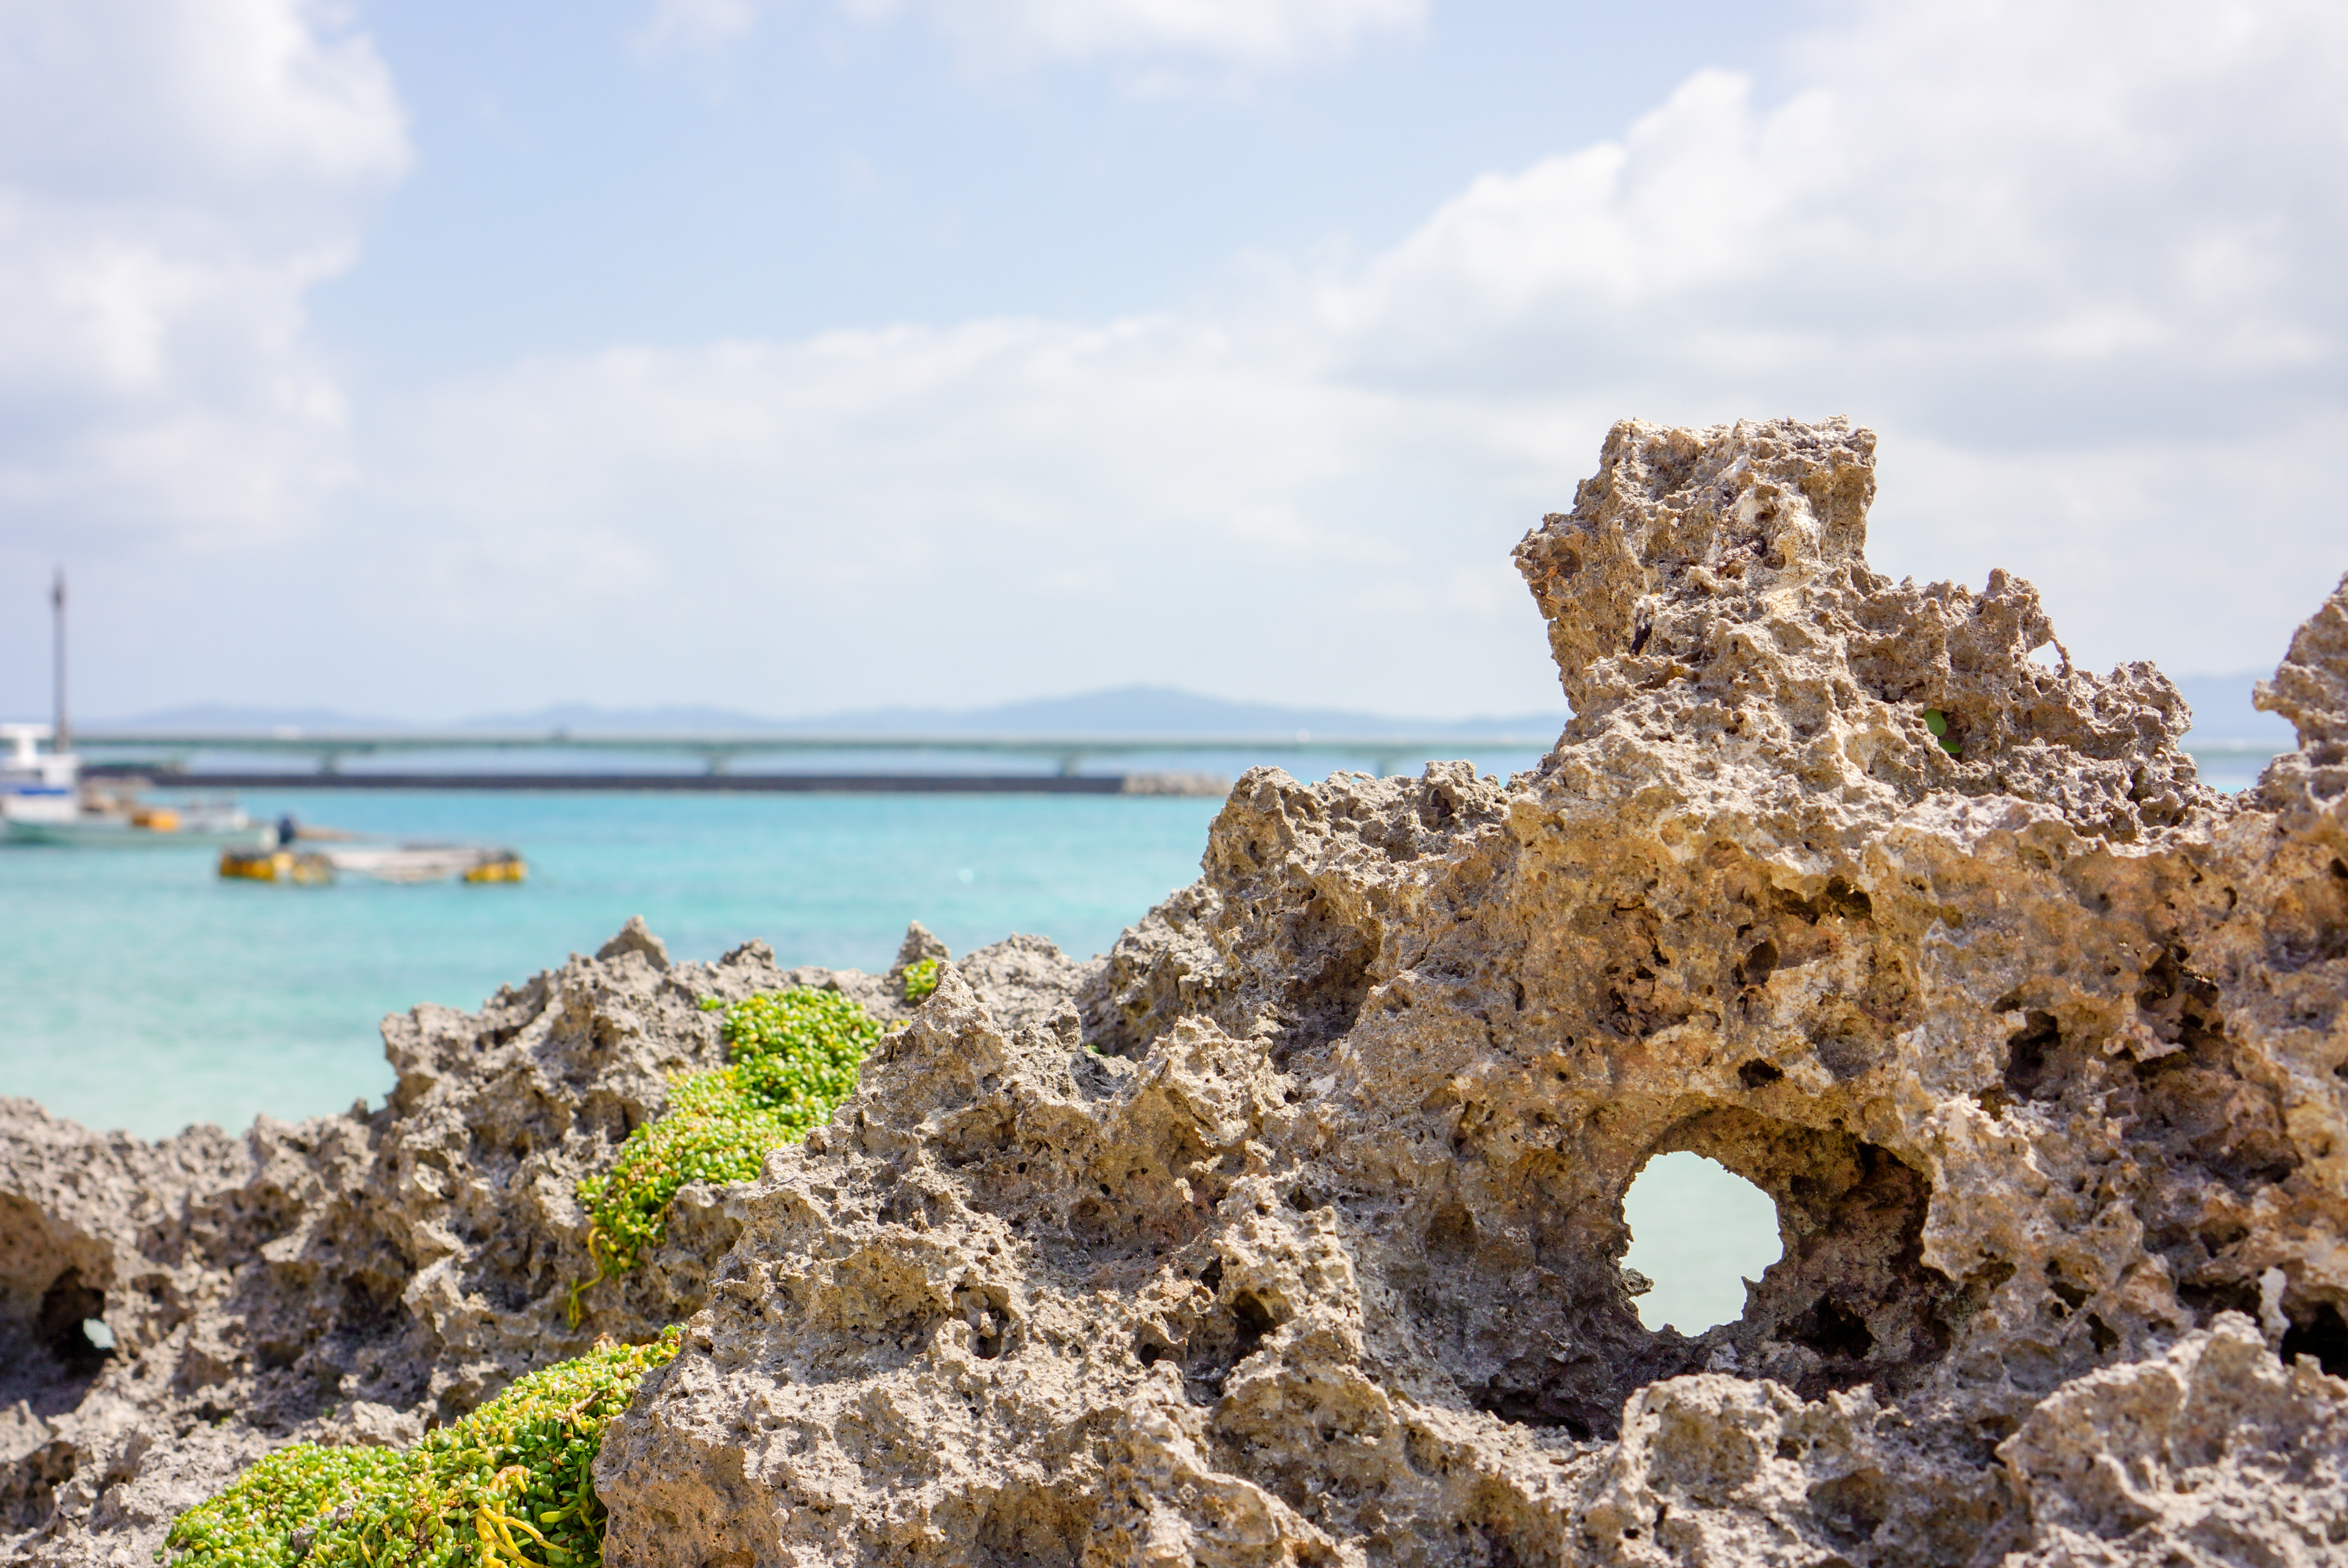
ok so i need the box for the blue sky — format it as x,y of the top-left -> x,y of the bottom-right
315,2 -> 1793,376
1,1 -> 2342,723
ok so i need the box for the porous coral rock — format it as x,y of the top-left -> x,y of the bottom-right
0,925 -> 919,1565
598,417 -> 2348,1566
8,416 -> 2347,1568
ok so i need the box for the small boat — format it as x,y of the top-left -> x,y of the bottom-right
2,725 -> 275,847
219,842 -> 526,885
1,722 -> 76,827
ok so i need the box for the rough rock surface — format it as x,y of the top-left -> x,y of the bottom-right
596,419 -> 2348,1566
0,919 -> 917,1565
7,416 -> 2347,1567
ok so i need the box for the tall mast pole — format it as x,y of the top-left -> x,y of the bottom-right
51,568 -> 68,752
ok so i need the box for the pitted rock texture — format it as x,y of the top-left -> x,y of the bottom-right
597,419 -> 2348,1567
0,919 -> 921,1565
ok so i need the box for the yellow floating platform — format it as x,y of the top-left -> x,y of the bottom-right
218,849 -> 334,884
218,845 -> 527,885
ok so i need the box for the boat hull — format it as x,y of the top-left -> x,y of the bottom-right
6,818 -> 276,848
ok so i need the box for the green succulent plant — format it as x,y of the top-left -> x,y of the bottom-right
164,985 -> 879,1566
1923,708 -> 1963,757
164,1329 -> 679,1567
900,957 -> 941,1003
166,989 -> 878,1566
568,988 -> 879,1323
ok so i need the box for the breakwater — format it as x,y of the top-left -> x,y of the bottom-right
82,764 -> 1217,794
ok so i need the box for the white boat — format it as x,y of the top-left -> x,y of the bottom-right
2,723 -> 274,848
1,723 -> 77,828
9,806 -> 277,849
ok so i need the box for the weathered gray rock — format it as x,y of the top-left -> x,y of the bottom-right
598,418 -> 2348,1566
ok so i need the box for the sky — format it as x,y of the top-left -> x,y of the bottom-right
0,0 -> 2342,723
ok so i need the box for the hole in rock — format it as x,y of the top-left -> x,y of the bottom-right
2282,1302 -> 2348,1379
1790,1294 -> 1874,1359
36,1270 -> 108,1368
2002,1011 -> 2063,1100
1229,1293 -> 1276,1364
1620,1153 -> 1781,1333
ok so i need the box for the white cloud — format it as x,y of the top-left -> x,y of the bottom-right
639,0 -> 1424,69
1325,0 -> 2347,429
636,0 -> 761,53
853,0 -> 1425,68
0,0 -> 408,554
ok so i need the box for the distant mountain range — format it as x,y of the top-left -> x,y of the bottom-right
93,674 -> 2298,746
99,685 -> 1571,739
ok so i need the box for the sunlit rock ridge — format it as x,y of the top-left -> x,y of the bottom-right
7,417 -> 2347,1566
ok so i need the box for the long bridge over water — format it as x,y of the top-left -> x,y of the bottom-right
66,727 -> 2285,796
71,728 -> 1567,794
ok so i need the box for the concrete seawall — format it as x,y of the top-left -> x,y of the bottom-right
83,765 -> 1227,795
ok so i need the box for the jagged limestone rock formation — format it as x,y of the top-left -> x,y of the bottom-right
597,419 -> 2348,1566
0,921 -> 915,1565
6,416 -> 2346,1566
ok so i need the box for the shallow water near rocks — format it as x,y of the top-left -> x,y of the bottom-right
1624,1152 -> 1785,1334
3,788 -> 1227,1140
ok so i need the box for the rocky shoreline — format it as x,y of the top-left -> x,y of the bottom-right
7,416 -> 2346,1566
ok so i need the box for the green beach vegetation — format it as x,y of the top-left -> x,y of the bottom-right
1923,708 -> 1963,756
164,1329 -> 680,1568
900,957 -> 941,1003
570,987 -> 883,1322
166,986 -> 883,1567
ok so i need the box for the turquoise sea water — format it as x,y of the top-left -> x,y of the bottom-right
1,788 -> 1223,1141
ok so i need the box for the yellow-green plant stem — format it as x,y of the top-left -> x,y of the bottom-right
568,989 -> 880,1324
165,1329 -> 681,1568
